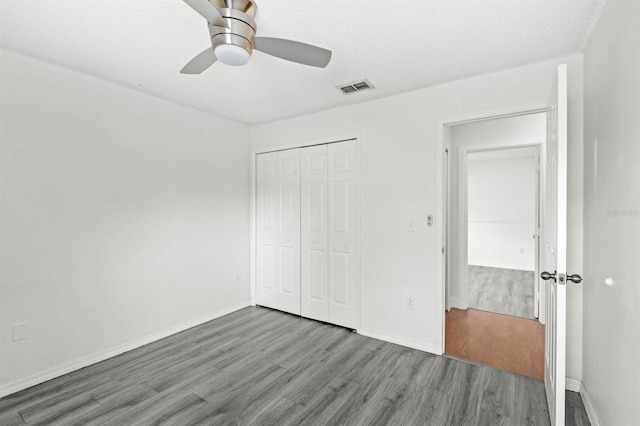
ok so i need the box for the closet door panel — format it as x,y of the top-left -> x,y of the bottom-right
309,250 -> 326,300
256,152 -> 279,308
279,246 -> 295,294
276,149 -> 301,315
301,145 -> 329,322
327,140 -> 359,328
330,252 -> 350,306
255,149 -> 301,315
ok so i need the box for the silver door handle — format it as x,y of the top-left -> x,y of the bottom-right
567,274 -> 583,284
541,271 -> 557,282
541,270 -> 582,284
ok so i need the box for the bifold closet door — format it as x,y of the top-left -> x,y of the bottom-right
256,149 -> 301,315
301,140 -> 359,328
301,145 -> 329,322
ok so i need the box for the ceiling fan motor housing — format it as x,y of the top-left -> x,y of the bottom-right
180,0 -> 331,72
208,0 -> 258,58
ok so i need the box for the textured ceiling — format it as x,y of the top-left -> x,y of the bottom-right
0,0 -> 604,125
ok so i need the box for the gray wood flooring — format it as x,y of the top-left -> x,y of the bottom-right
0,306 -> 589,425
468,265 -> 536,319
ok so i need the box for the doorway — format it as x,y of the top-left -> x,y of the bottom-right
466,147 -> 538,319
443,112 -> 546,379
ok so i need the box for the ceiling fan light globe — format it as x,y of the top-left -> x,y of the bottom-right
214,44 -> 251,66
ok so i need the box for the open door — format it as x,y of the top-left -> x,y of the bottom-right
541,64 -> 582,425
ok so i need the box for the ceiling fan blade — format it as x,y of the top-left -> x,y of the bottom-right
183,0 -> 229,28
180,48 -> 217,74
253,37 -> 331,68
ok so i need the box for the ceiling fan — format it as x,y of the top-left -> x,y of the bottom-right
180,0 -> 332,73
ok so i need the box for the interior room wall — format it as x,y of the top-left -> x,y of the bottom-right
582,1 -> 640,424
467,151 -> 536,271
0,50 -> 251,396
249,54 -> 584,385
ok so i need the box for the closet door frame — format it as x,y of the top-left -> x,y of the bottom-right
250,136 -> 361,329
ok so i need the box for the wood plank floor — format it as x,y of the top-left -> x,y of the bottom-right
445,307 -> 545,379
0,306 -> 589,425
468,265 -> 536,319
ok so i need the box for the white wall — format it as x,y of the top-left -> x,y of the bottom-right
250,54 -> 584,385
582,1 -> 640,424
0,50 -> 251,395
467,150 -> 537,271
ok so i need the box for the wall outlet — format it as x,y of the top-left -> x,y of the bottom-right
406,296 -> 414,310
520,248 -> 525,254
13,323 -> 28,342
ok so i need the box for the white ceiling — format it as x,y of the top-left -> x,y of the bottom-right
0,0 -> 604,126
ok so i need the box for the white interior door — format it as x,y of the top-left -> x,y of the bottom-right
542,64 -> 568,426
256,149 -> 301,315
327,140 -> 359,328
301,145 -> 329,322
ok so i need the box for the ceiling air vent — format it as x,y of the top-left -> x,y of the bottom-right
338,79 -> 375,95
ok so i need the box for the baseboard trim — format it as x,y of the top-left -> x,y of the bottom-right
565,377 -> 581,392
449,298 -> 468,311
580,382 -> 602,426
0,300 -> 252,399
468,263 -> 535,272
358,328 -> 438,354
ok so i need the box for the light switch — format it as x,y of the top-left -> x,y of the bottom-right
407,217 -> 415,232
